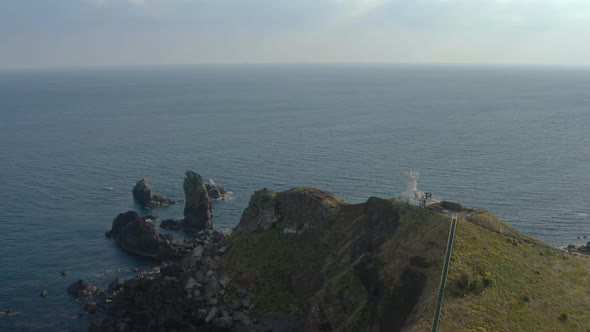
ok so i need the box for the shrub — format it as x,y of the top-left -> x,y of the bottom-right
482,276 -> 493,287
559,313 -> 569,323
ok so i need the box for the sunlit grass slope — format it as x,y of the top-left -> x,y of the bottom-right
440,212 -> 590,332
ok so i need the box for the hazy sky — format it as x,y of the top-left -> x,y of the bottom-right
1,0 -> 590,69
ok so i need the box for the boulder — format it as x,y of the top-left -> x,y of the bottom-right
440,201 -> 463,212
185,277 -> 198,290
67,280 -> 99,300
192,245 -> 204,258
108,277 -> 125,292
182,170 -> 213,230
205,179 -> 229,200
233,311 -> 252,326
205,307 -> 219,323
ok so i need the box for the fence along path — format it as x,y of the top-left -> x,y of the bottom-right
431,213 -> 458,332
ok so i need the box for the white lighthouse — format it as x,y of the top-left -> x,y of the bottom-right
400,170 -> 424,204
404,170 -> 419,195
400,170 -> 441,206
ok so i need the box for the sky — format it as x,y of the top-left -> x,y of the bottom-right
1,0 -> 590,69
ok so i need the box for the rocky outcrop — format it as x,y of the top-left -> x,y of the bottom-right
88,229 -> 275,331
162,171 -> 213,232
67,280 -> 100,300
132,177 -> 182,209
566,241 -> 590,255
205,179 -> 230,200
440,201 -> 463,212
183,171 -> 213,230
106,211 -> 190,259
234,187 -> 344,233
234,188 -> 279,233
67,280 -> 105,314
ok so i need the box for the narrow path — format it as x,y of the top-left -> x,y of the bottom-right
431,213 -> 458,332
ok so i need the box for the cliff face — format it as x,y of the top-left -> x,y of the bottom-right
235,187 -> 344,234
226,187 -> 450,331
182,170 -> 213,230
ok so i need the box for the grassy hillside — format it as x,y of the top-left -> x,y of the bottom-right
223,188 -> 450,331
222,188 -> 590,331
440,213 -> 590,332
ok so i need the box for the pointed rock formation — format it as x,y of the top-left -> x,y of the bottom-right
183,170 -> 213,230
160,170 -> 214,231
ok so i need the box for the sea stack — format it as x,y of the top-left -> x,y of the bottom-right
183,170 -> 213,230
132,177 -> 182,209
132,177 -> 153,207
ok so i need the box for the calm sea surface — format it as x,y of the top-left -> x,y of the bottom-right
1,64 -> 589,330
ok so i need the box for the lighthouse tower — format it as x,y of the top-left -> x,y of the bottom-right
400,170 -> 425,205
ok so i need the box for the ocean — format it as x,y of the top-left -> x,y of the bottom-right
1,64 -> 589,330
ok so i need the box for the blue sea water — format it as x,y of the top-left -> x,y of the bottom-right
0,64 -> 589,330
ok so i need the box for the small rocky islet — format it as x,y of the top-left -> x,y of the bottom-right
132,177 -> 183,209
58,171 -> 590,332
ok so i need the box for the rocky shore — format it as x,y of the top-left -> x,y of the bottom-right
87,229 -> 269,331
77,170 -> 285,331
566,241 -> 590,255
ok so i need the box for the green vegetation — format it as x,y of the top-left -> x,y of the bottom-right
440,213 -> 590,331
224,191 -> 451,331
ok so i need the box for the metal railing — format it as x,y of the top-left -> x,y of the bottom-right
431,214 -> 458,332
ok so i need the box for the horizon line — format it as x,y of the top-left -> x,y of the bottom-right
2,61 -> 590,72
